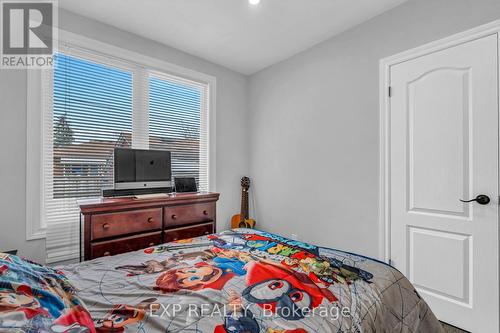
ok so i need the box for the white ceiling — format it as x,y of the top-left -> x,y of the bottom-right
59,0 -> 408,75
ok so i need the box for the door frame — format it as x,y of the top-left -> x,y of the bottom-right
379,18 -> 500,263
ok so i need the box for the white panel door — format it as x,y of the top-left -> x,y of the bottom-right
390,34 -> 499,333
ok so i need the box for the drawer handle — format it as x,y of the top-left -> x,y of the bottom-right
149,242 -> 155,246
147,217 -> 154,223
103,251 -> 111,256
102,223 -> 110,230
203,210 -> 208,216
171,214 -> 177,220
204,231 -> 209,235
173,237 -> 178,241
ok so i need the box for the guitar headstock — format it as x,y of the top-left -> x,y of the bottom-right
241,176 -> 251,190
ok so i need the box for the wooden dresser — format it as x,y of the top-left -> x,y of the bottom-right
78,192 -> 219,261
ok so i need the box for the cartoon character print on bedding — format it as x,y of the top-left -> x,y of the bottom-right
207,232 -> 374,324
214,290 -> 307,333
94,298 -> 160,333
114,250 -> 215,276
242,261 -> 336,321
154,255 -> 247,292
0,253 -> 95,333
213,290 -> 261,333
110,230 -> 374,331
112,247 -> 245,292
208,231 -> 373,286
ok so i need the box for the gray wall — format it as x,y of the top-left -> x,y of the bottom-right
0,9 -> 249,264
248,0 -> 500,258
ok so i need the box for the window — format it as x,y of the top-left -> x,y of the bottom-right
52,54 -> 133,199
149,72 -> 208,190
30,37 -> 213,263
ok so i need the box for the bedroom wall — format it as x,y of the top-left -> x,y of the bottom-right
248,0 -> 500,258
0,9 -> 249,264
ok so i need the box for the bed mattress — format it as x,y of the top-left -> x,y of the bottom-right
59,228 -> 443,333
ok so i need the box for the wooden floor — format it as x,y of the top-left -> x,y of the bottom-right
441,322 -> 468,333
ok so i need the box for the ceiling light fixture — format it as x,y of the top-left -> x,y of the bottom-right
249,0 -> 260,5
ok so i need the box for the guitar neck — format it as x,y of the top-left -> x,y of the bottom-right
240,188 -> 249,219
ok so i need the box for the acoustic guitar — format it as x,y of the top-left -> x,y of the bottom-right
231,177 -> 256,229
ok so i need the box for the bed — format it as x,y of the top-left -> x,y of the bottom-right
1,228 -> 443,332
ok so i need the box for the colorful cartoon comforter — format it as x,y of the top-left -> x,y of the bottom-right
59,229 -> 443,333
0,252 -> 95,332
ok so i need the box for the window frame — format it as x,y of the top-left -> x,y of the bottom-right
26,30 -> 216,242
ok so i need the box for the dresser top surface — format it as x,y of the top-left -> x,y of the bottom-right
78,192 -> 220,213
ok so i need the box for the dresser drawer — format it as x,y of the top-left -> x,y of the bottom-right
165,203 -> 215,227
164,223 -> 214,242
91,232 -> 162,259
91,208 -> 162,241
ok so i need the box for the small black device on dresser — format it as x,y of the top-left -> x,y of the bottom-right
174,177 -> 198,193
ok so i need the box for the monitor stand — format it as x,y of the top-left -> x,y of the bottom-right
134,193 -> 171,200
102,187 -> 172,198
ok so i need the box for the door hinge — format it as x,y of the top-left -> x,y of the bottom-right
388,86 -> 392,97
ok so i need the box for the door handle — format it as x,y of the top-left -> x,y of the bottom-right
459,195 -> 490,205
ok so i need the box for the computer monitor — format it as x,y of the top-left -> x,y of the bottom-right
114,148 -> 172,190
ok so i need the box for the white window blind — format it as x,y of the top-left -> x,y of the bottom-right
43,47 -> 210,263
45,52 -> 133,262
149,72 -> 209,191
